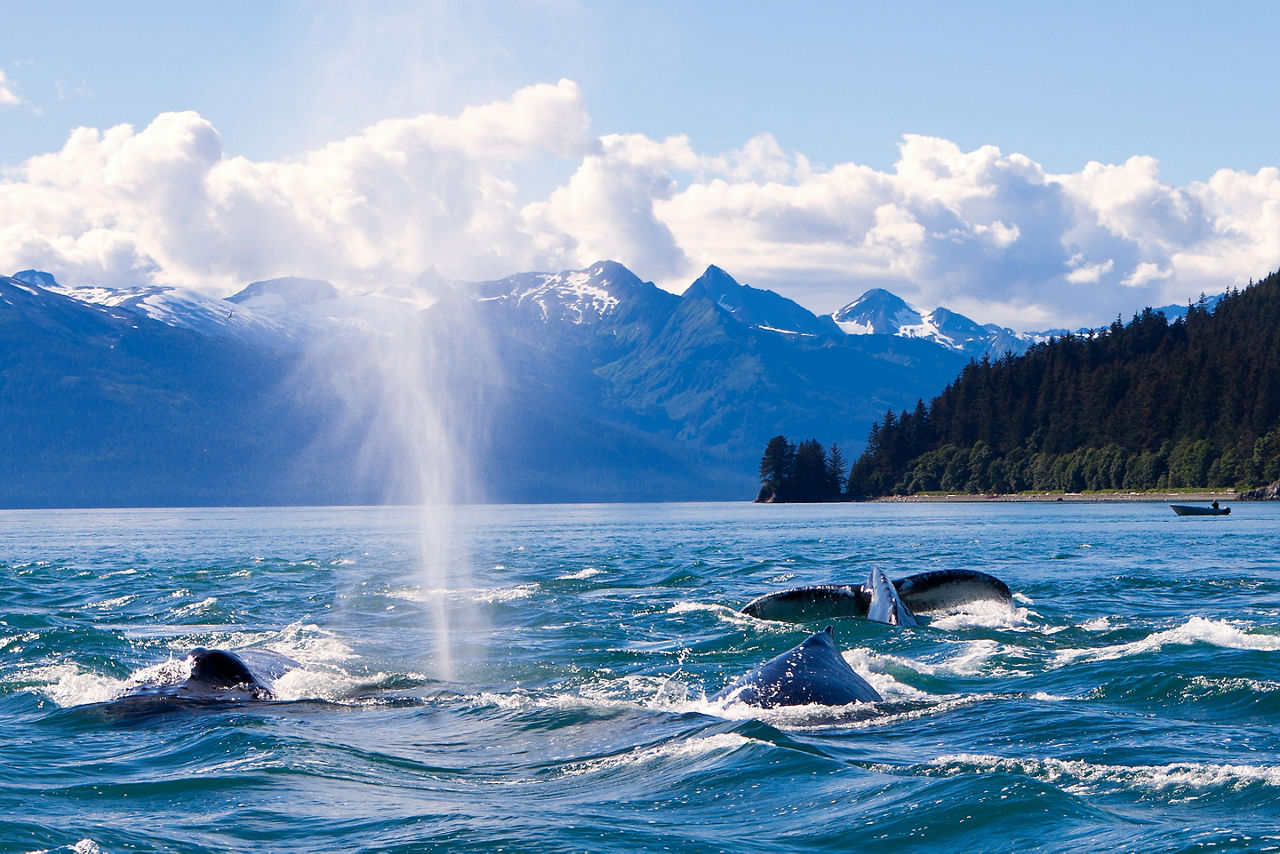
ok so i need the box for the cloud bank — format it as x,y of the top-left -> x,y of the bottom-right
2,79 -> 1278,328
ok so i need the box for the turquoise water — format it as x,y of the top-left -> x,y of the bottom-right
3,502 -> 1280,852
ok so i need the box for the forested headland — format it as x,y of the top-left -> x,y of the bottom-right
757,269 -> 1280,501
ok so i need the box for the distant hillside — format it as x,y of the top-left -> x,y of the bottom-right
845,270 -> 1280,497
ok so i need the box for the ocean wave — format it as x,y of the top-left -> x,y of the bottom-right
841,648 -> 933,698
559,733 -> 754,776
172,596 -> 218,617
665,601 -> 757,628
870,639 -> 1025,680
1055,616 -> 1280,665
27,658 -> 191,707
265,622 -> 356,664
923,752 -> 1280,794
556,567 -> 603,580
82,595 -> 137,611
386,583 -> 539,605
24,622 -> 361,707
28,839 -> 104,854
928,600 -> 1036,631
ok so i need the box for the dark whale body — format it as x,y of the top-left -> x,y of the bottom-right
741,568 -> 1012,626
712,626 -> 881,708
120,647 -> 298,703
185,647 -> 275,698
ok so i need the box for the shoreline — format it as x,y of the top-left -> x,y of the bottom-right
874,490 -> 1238,504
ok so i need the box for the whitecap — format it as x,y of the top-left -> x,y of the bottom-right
557,567 -> 602,580
873,639 -> 1025,680
83,595 -> 136,610
173,596 -> 217,617
1029,691 -> 1072,701
841,647 -> 932,699
29,657 -> 191,707
28,840 -> 106,854
264,621 -> 356,664
387,583 -> 539,605
667,601 -> 763,629
560,733 -> 753,776
270,666 -> 375,702
926,752 -> 1280,793
1054,616 -> 1280,665
928,600 -> 1035,631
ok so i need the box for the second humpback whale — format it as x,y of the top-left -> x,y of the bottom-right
119,647 -> 300,703
742,567 -> 1012,626
712,626 -> 881,708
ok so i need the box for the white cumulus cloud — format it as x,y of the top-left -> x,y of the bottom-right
0,79 -> 592,293
2,79 -> 1279,329
0,70 -> 21,106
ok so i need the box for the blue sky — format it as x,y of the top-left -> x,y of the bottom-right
3,1 -> 1279,327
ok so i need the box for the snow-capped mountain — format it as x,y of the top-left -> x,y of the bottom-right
2,261 -> 975,505
226,275 -> 438,340
226,276 -> 340,308
472,260 -> 653,325
831,288 -> 923,335
830,287 -> 1039,358
15,269 -> 297,348
681,265 -> 837,337
16,257 -> 1204,507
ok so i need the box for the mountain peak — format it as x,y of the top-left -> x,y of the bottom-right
476,261 -> 655,325
227,277 -> 339,308
682,265 -> 742,300
832,288 -> 923,335
12,270 -> 61,291
681,266 -> 834,337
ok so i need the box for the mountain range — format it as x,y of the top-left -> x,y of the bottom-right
0,260 -> 1148,506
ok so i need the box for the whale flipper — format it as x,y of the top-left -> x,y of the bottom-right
865,566 -> 918,626
711,626 -> 882,708
893,569 -> 1013,612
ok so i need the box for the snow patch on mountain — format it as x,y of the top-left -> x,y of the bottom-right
476,261 -> 637,324
832,289 -> 924,336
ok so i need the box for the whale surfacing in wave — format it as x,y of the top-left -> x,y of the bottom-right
712,626 -> 881,708
119,647 -> 300,703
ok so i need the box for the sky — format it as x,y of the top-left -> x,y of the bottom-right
2,0 -> 1279,329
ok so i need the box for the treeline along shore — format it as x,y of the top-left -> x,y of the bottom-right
757,268 -> 1280,502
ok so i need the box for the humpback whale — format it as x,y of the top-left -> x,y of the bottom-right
741,567 -> 1012,626
712,626 -> 881,708
120,647 -> 299,702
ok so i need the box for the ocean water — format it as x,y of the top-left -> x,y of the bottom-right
3,501 -> 1280,852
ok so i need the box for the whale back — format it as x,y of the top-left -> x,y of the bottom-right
186,647 -> 275,699
712,626 -> 882,708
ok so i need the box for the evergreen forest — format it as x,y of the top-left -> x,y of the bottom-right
758,269 -> 1280,500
